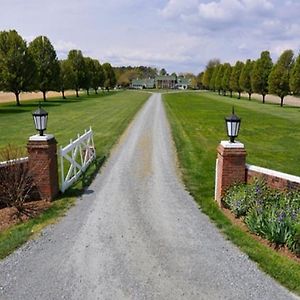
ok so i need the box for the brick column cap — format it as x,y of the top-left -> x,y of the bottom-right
220,140 -> 244,149
29,134 -> 54,142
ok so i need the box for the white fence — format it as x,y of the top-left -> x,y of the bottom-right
60,127 -> 96,192
0,157 -> 28,167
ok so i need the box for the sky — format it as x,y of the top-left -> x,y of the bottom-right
0,0 -> 299,74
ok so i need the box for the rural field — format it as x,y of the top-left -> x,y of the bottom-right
164,91 -> 300,294
0,90 -> 149,158
0,91 -> 76,104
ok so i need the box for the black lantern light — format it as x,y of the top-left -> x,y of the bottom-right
225,107 -> 241,143
32,103 -> 48,136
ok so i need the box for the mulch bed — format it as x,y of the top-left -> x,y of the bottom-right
222,207 -> 300,264
0,200 -> 51,232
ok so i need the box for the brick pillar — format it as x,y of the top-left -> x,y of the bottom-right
27,134 -> 59,201
215,141 -> 247,207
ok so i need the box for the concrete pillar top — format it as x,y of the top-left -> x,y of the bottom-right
29,134 -> 54,142
220,140 -> 244,149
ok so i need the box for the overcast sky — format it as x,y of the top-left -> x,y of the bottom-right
0,0 -> 299,74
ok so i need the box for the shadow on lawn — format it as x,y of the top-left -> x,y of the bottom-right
56,155 -> 107,200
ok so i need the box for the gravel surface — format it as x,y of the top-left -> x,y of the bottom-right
0,93 -> 298,300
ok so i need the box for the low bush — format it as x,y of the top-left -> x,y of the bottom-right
224,179 -> 300,255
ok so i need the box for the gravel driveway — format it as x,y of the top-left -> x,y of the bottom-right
0,93 -> 298,300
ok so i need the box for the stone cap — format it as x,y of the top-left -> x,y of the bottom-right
29,134 -> 54,142
220,140 -> 244,149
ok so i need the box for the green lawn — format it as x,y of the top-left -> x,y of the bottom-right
0,91 -> 149,158
0,90 -> 149,259
164,91 -> 300,295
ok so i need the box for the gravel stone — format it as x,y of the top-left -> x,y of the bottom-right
0,93 -> 298,300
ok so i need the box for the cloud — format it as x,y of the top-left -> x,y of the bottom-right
0,0 -> 299,74
53,40 -> 78,58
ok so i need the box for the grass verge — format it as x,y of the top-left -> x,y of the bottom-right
163,91 -> 300,295
0,90 -> 149,259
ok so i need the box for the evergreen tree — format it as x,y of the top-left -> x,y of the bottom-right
290,53 -> 300,95
0,30 -> 36,106
251,51 -> 273,103
268,49 -> 294,107
240,59 -> 254,100
222,63 -> 232,96
28,36 -> 60,101
230,61 -> 244,99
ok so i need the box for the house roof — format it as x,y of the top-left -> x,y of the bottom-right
155,75 -> 177,81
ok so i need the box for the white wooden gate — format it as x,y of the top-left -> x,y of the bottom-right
60,127 -> 96,192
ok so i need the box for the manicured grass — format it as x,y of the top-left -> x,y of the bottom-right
164,91 -> 300,295
0,91 -> 149,158
0,90 -> 149,259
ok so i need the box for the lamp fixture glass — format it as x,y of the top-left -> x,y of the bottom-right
32,103 -> 48,136
225,107 -> 241,143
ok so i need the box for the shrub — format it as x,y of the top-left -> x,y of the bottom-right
223,179 -> 267,217
0,145 -> 38,215
223,184 -> 250,217
225,179 -> 300,255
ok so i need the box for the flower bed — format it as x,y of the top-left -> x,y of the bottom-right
223,179 -> 300,256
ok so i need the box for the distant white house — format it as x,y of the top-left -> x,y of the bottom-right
176,77 -> 190,90
131,75 -> 191,90
131,78 -> 155,89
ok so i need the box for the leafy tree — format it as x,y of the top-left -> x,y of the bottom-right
251,51 -> 273,103
91,60 -> 105,93
67,49 -> 86,97
28,36 -> 60,101
59,59 -> 73,99
202,59 -> 220,89
230,61 -> 244,99
290,53 -> 300,95
215,64 -> 225,95
117,69 -> 141,87
160,68 -> 167,76
269,49 -> 294,107
0,30 -> 36,106
83,57 -> 94,95
103,62 -> 116,90
222,63 -> 232,96
196,72 -> 204,89
240,59 -> 254,100
209,65 -> 220,91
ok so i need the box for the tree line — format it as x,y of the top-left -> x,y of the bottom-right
0,30 -> 117,106
201,50 -> 300,107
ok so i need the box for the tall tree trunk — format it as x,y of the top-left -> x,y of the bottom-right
280,96 -> 284,107
86,89 -> 90,96
15,92 -> 20,106
76,89 -> 79,97
238,91 -> 241,99
262,94 -> 265,104
95,88 -> 98,94
42,91 -> 47,101
62,90 -> 66,99
218,89 -> 220,95
248,93 -> 251,100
